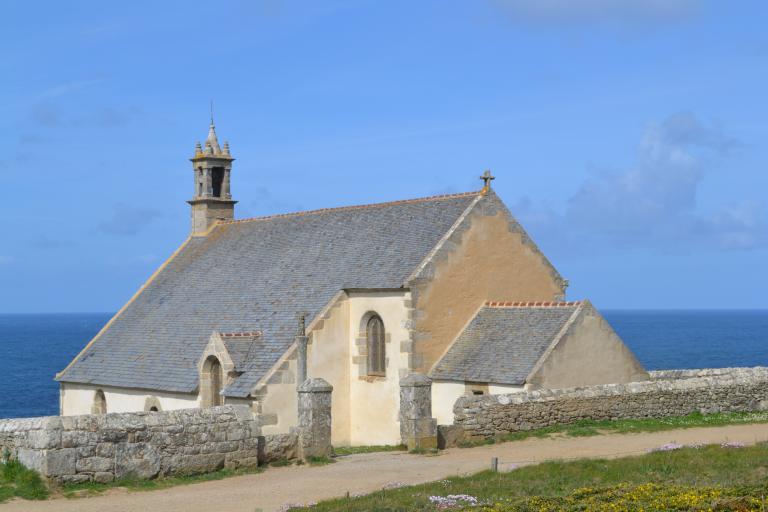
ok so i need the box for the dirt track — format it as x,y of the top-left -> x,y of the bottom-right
2,423 -> 767,512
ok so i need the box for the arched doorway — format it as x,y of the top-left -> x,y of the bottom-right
202,356 -> 223,407
210,358 -> 222,406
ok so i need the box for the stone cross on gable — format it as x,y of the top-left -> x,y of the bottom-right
480,169 -> 495,189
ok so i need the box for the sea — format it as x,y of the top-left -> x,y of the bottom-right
0,311 -> 766,420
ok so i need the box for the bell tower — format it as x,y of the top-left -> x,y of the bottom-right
188,118 -> 236,235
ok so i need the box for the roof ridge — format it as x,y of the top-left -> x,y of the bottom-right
219,331 -> 263,338
220,190 -> 482,225
485,300 -> 582,308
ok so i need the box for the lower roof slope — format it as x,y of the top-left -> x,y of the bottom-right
430,301 -> 582,385
57,192 -> 480,397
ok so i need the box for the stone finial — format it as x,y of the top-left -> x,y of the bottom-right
223,141 -> 230,155
206,121 -> 222,154
194,141 -> 203,156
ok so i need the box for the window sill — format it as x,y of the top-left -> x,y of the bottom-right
359,375 -> 386,383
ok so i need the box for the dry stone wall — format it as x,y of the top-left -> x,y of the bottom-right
453,367 -> 768,440
0,406 -> 267,484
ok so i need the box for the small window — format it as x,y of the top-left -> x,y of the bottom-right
472,390 -> 484,396
366,314 -> 386,376
149,406 -> 158,412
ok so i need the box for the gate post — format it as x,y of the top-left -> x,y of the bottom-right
399,374 -> 437,450
297,378 -> 333,460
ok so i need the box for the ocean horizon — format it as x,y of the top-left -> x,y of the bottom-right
1,310 -> 766,420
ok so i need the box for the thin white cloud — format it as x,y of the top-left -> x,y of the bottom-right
511,112 -> 765,252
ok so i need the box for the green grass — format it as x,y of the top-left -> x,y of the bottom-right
459,410 -> 768,447
306,456 -> 336,466
0,459 -> 49,503
293,442 -> 768,511
333,445 -> 407,456
61,465 -> 263,498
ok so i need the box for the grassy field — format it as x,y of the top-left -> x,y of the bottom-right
0,459 -> 49,503
58,465 -> 264,498
295,442 -> 768,511
333,445 -> 407,456
459,410 -> 768,447
2,410 -> 767,505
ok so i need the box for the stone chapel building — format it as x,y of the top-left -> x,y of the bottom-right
56,121 -> 648,446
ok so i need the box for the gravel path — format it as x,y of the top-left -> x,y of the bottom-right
3,423 -> 767,512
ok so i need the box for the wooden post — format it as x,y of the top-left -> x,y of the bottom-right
490,457 -> 498,472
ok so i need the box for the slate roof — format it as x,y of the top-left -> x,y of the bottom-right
430,301 -> 583,385
57,191 -> 481,397
220,333 -> 263,372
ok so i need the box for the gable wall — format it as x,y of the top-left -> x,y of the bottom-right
525,305 -> 649,389
411,205 -> 565,374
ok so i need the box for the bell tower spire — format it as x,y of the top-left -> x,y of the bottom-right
188,114 -> 236,235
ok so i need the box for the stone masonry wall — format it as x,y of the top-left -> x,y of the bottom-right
453,367 -> 768,440
0,406 -> 267,484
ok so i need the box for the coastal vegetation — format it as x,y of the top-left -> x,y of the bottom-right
0,458 -> 48,503
333,444 -> 407,456
294,441 -> 768,511
59,465 -> 264,499
1,411 -> 767,505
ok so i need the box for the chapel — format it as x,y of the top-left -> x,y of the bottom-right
57,120 -> 648,446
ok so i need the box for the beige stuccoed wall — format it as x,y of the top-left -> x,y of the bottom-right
412,211 -> 564,374
257,355 -> 300,436
432,380 -> 523,425
526,306 -> 649,389
60,383 -> 199,416
347,291 -> 410,446
307,298 -> 351,445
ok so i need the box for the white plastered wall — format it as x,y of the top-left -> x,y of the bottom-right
60,382 -> 199,416
307,290 -> 411,447
347,291 -> 410,446
432,380 -> 523,425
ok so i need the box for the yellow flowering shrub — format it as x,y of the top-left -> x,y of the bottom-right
474,483 -> 768,512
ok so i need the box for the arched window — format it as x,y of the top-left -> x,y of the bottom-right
92,389 -> 107,414
366,314 -> 386,376
144,396 -> 162,412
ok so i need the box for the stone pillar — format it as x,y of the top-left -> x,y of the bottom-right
399,374 -> 438,450
297,378 -> 332,460
295,314 -> 308,387
222,169 -> 231,199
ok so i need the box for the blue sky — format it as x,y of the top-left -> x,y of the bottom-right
1,0 -> 766,312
